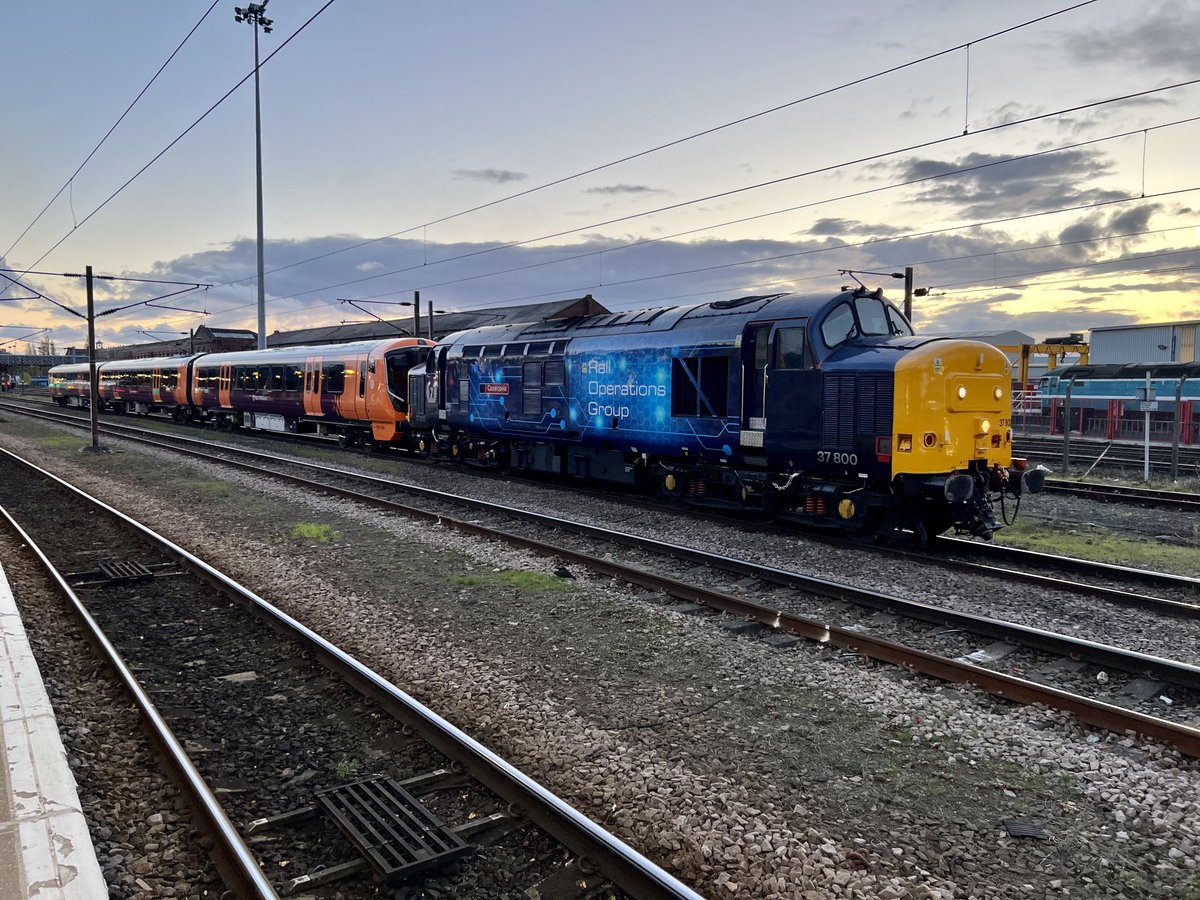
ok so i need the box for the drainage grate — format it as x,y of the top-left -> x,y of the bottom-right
1002,820 -> 1048,840
316,777 -> 473,883
96,559 -> 156,585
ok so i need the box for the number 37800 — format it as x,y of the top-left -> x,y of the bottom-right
817,450 -> 857,465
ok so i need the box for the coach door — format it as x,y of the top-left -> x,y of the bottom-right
303,357 -> 322,416
218,363 -> 232,408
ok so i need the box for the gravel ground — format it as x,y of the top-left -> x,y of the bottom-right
2,420 -> 1200,899
0,542 -> 224,899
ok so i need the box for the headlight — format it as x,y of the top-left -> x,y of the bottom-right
957,385 -> 967,400
993,386 -> 1003,400
977,418 -> 991,435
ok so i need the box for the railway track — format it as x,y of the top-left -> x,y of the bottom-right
1015,433 -> 1200,479
5,401 -> 1200,759
0,446 -> 702,899
1040,478 -> 1200,511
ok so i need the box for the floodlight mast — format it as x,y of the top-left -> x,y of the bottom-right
234,2 -> 274,349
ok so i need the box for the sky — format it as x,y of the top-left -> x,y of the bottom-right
2,0 -> 1199,355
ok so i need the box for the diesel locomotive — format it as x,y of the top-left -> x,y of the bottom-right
406,288 -> 1042,541
48,289 -> 1043,541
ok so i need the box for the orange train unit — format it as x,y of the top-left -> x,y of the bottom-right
50,337 -> 433,446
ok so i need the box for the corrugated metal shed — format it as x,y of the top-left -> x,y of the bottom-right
1089,320 -> 1200,363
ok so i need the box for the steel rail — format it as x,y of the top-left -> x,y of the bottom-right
9,402 -> 1200,623
937,536 -> 1200,594
9,407 -> 1200,683
1042,478 -> 1200,511
18,421 -> 1200,761
0,446 -> 705,900
0,497 -> 280,899
9,403 -> 1199,605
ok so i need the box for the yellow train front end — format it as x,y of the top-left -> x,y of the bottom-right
892,340 -> 1043,540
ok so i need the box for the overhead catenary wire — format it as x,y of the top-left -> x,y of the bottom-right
211,0 -> 1103,290
200,78 -> 1200,320
273,115 -> 1200,311
0,0 -> 222,271
1,0 -> 338,296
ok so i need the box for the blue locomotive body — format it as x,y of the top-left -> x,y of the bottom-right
409,290 -> 1034,539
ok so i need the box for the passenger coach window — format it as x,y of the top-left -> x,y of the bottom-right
820,303 -> 857,347
324,363 -> 346,394
268,366 -> 284,391
773,328 -> 808,370
284,367 -> 301,392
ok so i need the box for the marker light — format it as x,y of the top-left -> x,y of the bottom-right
993,385 -> 1003,400
977,418 -> 992,435
957,385 -> 968,400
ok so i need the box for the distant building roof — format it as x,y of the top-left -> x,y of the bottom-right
923,330 -> 1036,347
203,327 -> 257,340
1090,319 -> 1200,333
267,295 -> 610,347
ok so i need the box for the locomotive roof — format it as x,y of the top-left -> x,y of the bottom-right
441,291 -> 879,345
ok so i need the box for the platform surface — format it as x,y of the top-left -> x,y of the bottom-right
0,561 -> 106,898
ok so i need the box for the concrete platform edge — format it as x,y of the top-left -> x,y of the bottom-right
0,561 -> 107,899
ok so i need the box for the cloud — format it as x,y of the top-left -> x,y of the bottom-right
806,218 -> 908,239
890,148 -> 1124,219
583,184 -> 665,196
451,168 -> 527,184
1063,0 -> 1200,78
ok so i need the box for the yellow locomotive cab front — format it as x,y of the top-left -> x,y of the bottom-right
891,339 -> 1041,539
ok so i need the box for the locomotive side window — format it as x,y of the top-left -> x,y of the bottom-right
671,356 -> 729,418
820,303 -> 857,347
324,363 -> 346,395
773,328 -> 808,370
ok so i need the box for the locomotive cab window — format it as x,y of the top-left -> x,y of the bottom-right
854,297 -> 891,336
885,305 -> 913,337
772,327 -> 809,370
820,303 -> 857,348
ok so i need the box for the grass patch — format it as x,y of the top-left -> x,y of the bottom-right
287,522 -> 341,543
450,569 -> 568,591
994,519 -> 1198,575
174,478 -> 234,498
39,435 -> 93,451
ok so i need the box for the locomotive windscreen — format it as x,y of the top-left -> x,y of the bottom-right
385,349 -> 424,410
